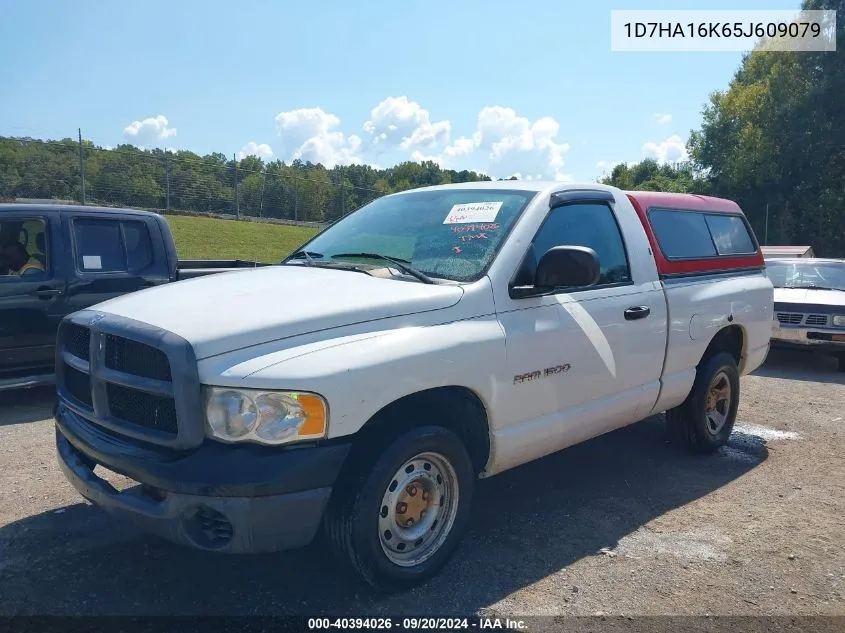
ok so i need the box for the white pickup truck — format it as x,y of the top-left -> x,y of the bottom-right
54,182 -> 773,589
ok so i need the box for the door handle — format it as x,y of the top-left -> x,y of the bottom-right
624,305 -> 650,320
30,287 -> 63,299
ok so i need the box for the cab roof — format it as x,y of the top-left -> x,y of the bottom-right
624,191 -> 742,214
0,203 -> 160,218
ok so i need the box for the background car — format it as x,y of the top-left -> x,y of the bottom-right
767,257 -> 845,371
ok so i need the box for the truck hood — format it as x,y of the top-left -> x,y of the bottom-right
773,286 -> 845,308
91,265 -> 464,359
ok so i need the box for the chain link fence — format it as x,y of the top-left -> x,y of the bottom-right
0,136 -> 392,227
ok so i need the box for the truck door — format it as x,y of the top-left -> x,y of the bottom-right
62,213 -> 167,315
0,213 -> 67,385
493,196 -> 667,451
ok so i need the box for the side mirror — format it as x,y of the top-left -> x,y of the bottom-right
536,245 -> 600,288
510,245 -> 600,298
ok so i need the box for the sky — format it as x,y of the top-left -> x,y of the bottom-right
0,0 -> 805,182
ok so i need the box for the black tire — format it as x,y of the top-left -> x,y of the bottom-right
666,351 -> 740,454
323,425 -> 474,591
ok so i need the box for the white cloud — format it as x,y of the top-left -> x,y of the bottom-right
410,150 -> 443,165
274,107 -> 362,168
237,141 -> 273,161
442,136 -> 474,159
397,105 -> 572,180
471,106 -> 570,180
123,115 -> 177,146
363,96 -> 450,150
268,99 -> 572,178
654,113 -> 672,125
642,134 -> 689,164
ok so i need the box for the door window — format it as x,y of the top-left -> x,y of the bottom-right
124,221 -> 153,269
531,203 -> 632,286
0,218 -> 49,279
73,218 -> 153,272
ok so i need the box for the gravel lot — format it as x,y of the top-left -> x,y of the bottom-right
0,349 -> 843,618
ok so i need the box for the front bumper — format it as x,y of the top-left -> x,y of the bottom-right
771,324 -> 845,354
55,402 -> 351,553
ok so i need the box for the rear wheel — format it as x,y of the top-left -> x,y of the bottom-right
324,425 -> 474,590
666,351 -> 740,453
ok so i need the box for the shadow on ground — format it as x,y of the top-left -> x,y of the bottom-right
0,416 -> 768,616
0,386 -> 55,426
752,348 -> 844,385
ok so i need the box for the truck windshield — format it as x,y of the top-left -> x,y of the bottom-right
285,189 -> 538,282
766,261 -> 845,292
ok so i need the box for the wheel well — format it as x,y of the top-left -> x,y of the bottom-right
353,387 -> 491,475
700,324 -> 745,370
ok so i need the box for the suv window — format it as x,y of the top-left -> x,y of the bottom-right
123,221 -> 153,269
0,217 -> 49,278
74,219 -> 124,272
532,202 -> 631,286
73,218 -> 153,272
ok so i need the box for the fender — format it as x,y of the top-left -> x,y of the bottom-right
207,316 -> 507,441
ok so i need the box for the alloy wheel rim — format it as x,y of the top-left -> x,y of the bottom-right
705,370 -> 732,435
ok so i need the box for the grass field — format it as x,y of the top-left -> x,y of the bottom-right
164,215 -> 319,262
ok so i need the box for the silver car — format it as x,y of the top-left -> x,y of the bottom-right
767,257 -> 845,372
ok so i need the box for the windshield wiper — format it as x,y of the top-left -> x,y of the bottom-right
286,250 -> 324,266
781,284 -> 845,292
803,285 -> 844,292
331,252 -> 436,284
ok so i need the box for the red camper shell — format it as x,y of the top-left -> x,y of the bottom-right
625,191 -> 764,278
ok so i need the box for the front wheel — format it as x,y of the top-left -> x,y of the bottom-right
324,426 -> 474,590
666,351 -> 740,453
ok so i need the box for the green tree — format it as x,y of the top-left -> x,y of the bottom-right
600,159 -> 708,194
0,135 -> 490,222
689,0 -> 844,253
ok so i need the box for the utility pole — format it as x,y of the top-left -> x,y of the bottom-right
259,166 -> 267,218
165,152 -> 171,211
764,203 -> 769,245
233,153 -> 240,219
78,128 -> 86,205
337,171 -> 345,218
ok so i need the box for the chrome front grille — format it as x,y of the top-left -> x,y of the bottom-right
776,312 -> 830,326
55,311 -> 203,449
776,312 -> 803,325
805,314 -> 829,326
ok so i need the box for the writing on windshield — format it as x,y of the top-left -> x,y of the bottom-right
292,189 -> 537,282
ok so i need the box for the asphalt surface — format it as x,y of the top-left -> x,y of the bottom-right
0,349 -> 843,618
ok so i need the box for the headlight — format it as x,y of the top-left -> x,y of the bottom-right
204,387 -> 328,445
833,315 -> 845,327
